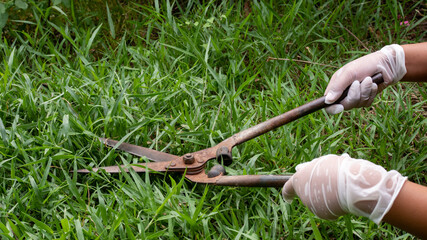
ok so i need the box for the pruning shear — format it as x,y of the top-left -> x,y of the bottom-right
77,73 -> 383,187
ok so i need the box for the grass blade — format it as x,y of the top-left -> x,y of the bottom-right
106,3 -> 115,39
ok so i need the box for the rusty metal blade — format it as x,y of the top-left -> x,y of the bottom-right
76,161 -> 176,174
100,138 -> 178,162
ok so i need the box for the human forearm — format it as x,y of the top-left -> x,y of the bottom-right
382,181 -> 427,239
401,43 -> 427,82
324,42 -> 427,114
282,155 -> 427,238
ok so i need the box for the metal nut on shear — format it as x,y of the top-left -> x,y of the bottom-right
183,153 -> 195,164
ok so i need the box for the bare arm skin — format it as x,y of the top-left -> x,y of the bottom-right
383,181 -> 427,239
401,42 -> 427,82
381,43 -> 427,237
384,43 -> 427,237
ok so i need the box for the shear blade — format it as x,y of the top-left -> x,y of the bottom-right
76,165 -> 143,173
76,162 -> 171,174
100,138 -> 178,162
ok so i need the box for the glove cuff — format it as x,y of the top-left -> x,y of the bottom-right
372,171 -> 406,223
338,157 -> 407,224
379,44 -> 407,85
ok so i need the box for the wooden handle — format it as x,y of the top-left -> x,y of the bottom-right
229,73 -> 384,146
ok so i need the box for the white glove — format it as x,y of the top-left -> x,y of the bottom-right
325,44 -> 407,114
282,154 -> 407,224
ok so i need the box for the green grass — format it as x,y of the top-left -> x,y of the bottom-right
0,0 -> 426,239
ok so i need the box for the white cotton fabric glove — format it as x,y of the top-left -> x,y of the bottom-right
282,154 -> 407,224
325,44 -> 407,114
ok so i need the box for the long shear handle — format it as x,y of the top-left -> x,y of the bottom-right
214,175 -> 291,187
231,73 -> 384,146
185,173 -> 292,187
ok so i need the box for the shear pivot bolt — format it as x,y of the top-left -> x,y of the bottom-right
183,154 -> 195,164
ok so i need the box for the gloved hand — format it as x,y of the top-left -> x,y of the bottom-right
282,154 -> 407,224
325,44 -> 407,114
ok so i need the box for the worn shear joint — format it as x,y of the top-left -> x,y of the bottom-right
216,146 -> 232,166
